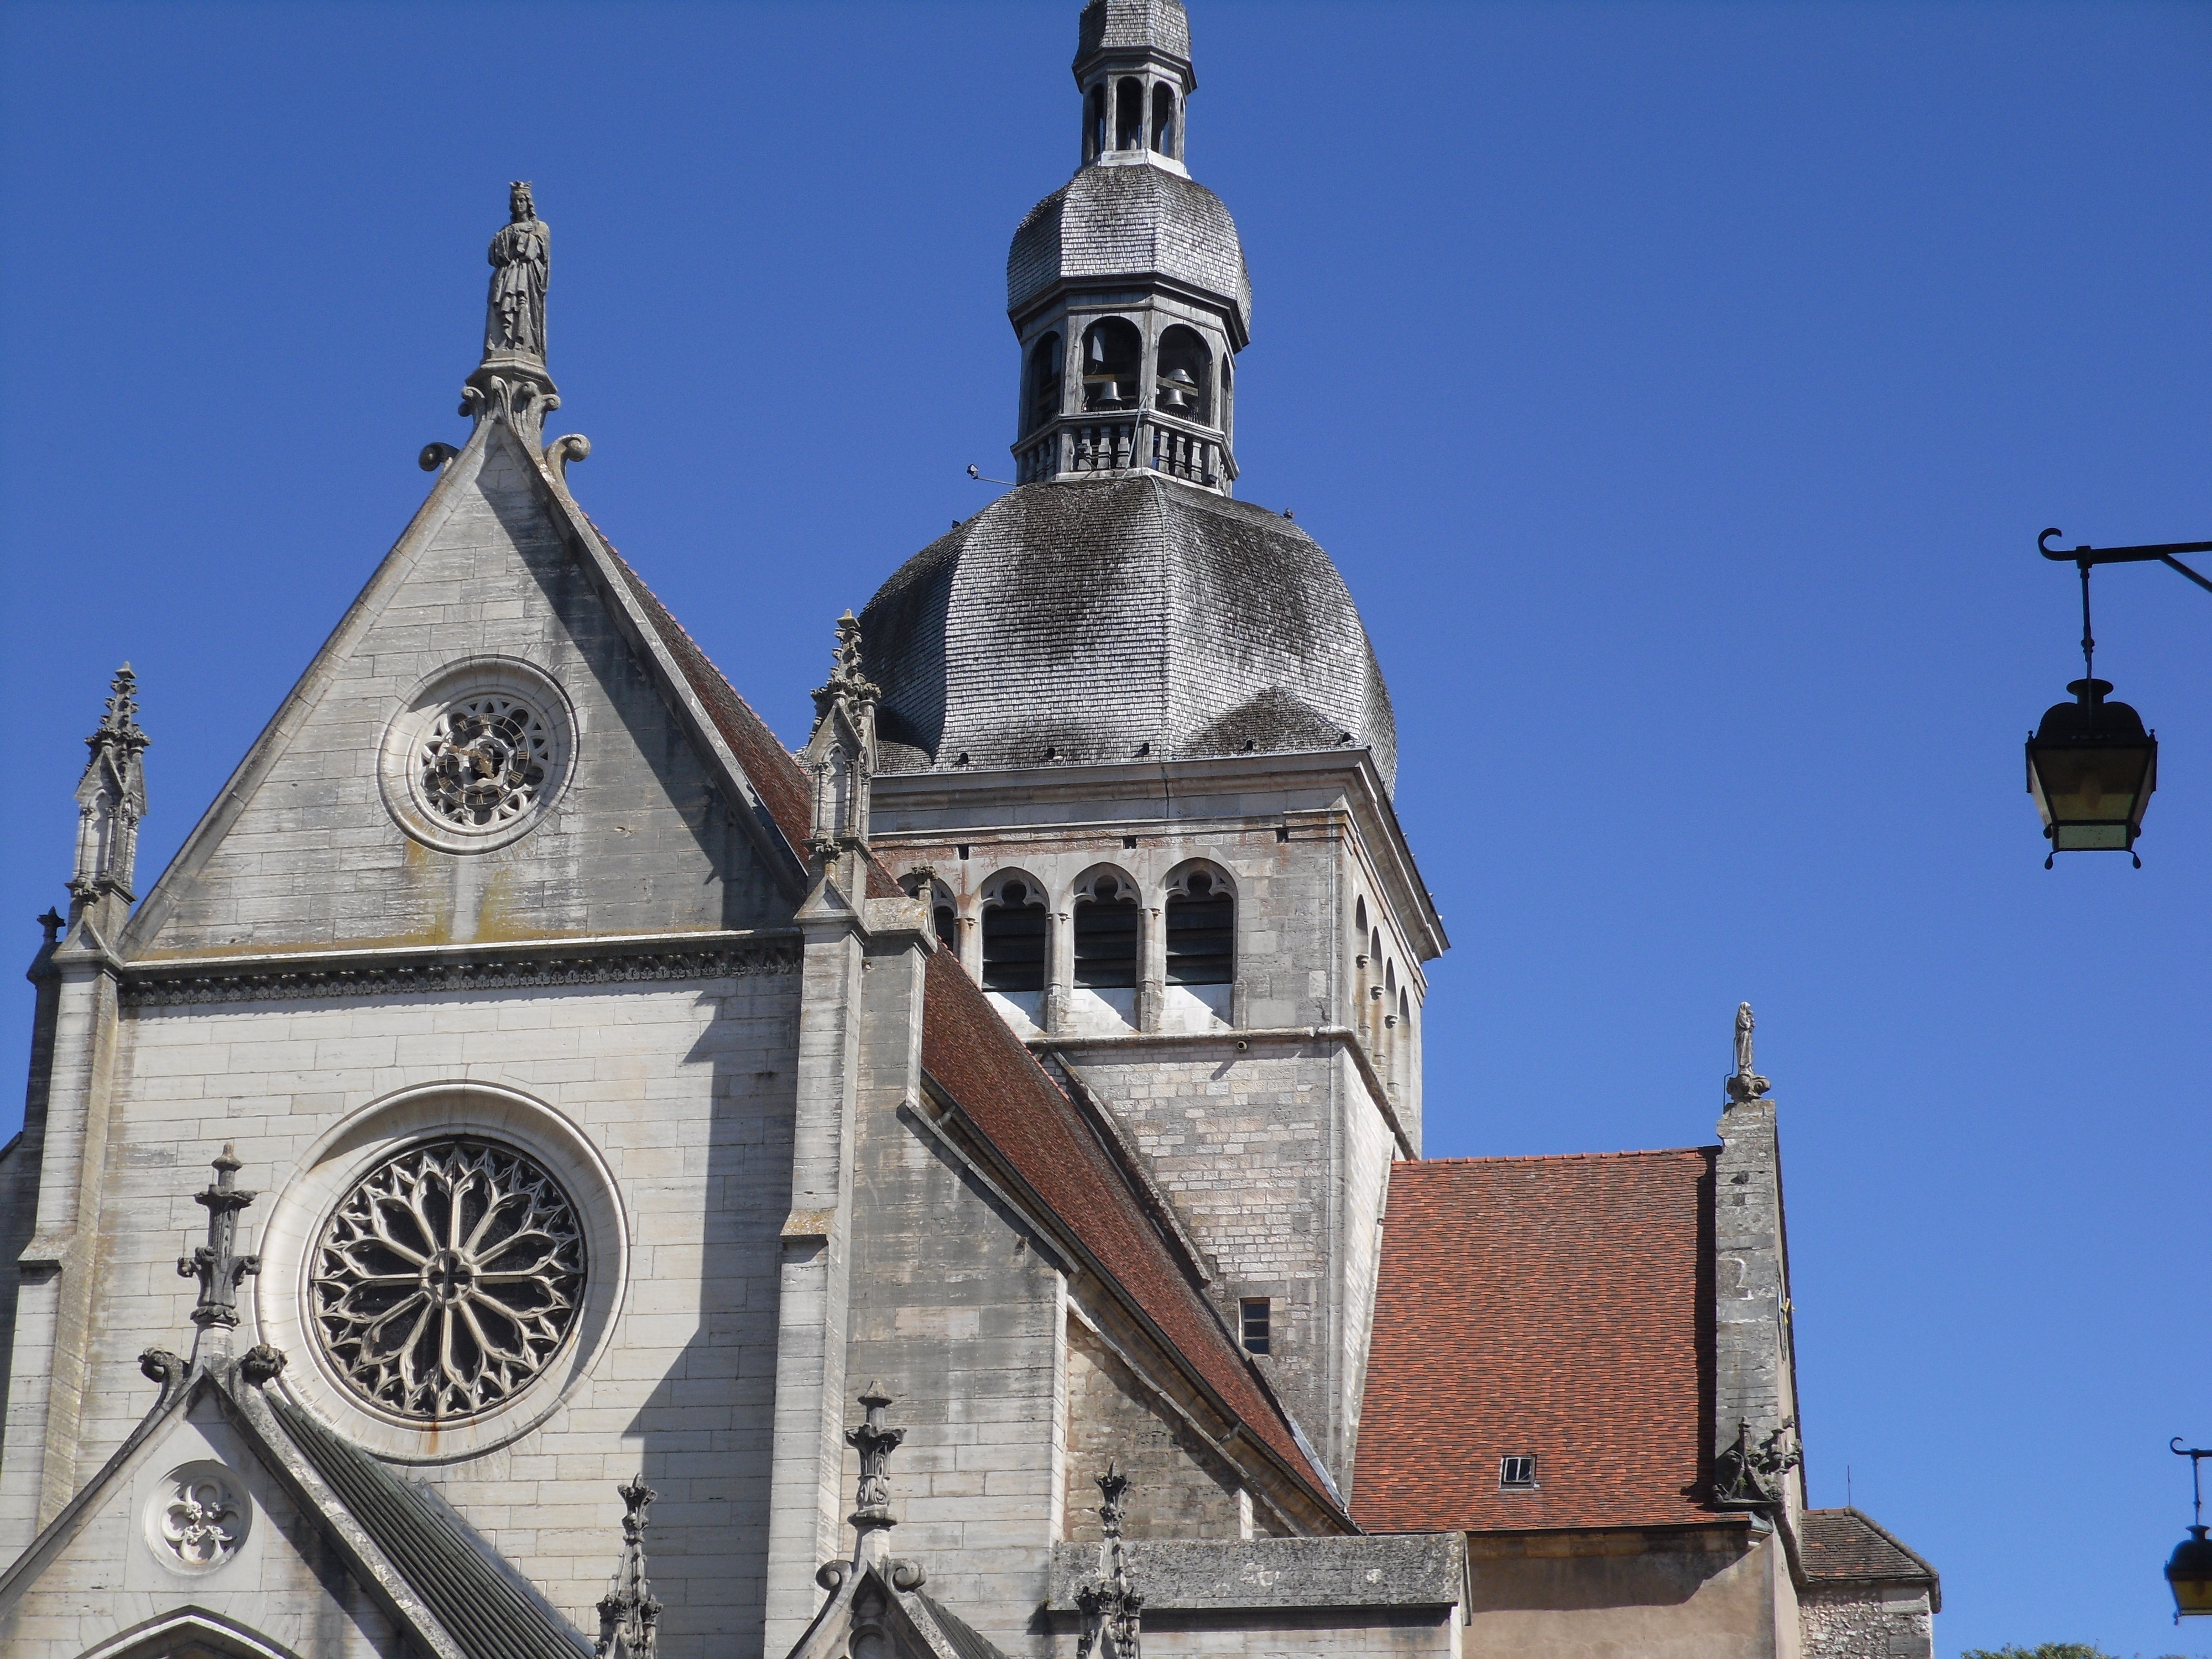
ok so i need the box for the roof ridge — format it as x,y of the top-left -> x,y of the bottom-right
1404,1146 -> 1714,1167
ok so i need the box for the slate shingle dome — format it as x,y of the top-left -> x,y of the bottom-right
1009,165 -> 1252,343
858,474 -> 1399,792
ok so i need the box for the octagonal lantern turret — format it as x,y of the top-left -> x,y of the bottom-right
1007,0 -> 1249,493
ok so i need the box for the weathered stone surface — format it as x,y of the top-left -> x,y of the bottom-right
1047,1534 -> 1463,1610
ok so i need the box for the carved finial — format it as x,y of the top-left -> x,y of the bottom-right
1725,1002 -> 1771,1105
69,664 -> 150,914
1077,1462 -> 1142,1659
847,1381 -> 903,1520
38,909 -> 64,945
176,1145 -> 260,1333
1097,1461 -> 1130,1539
803,613 -> 881,860
595,1474 -> 662,1659
140,1347 -> 189,1409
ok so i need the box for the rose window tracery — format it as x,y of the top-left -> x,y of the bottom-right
312,1139 -> 585,1421
413,694 -> 554,831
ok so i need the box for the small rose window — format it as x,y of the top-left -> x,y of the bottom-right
414,693 -> 555,831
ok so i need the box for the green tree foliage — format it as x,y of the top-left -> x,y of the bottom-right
1960,1646 -> 2187,1659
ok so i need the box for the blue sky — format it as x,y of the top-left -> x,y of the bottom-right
1,2 -> 2205,1652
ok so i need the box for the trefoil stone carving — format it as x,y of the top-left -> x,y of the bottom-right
595,1473 -> 662,1659
1074,1462 -> 1143,1659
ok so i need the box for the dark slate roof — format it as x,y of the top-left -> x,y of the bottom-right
919,946 -> 1339,1511
1354,1151 -> 1725,1534
912,1590 -> 1013,1659
1078,0 -> 1191,69
1801,1509 -> 1942,1608
267,1393 -> 592,1659
1010,164 -> 1250,333
860,475 -> 1397,792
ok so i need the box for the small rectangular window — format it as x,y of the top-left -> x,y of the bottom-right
1499,1455 -> 1537,1490
1239,1298 -> 1271,1355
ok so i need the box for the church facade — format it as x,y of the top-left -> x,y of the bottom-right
0,5 -> 1936,1658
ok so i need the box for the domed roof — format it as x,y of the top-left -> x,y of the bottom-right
859,474 -> 1397,792
1009,164 -> 1252,340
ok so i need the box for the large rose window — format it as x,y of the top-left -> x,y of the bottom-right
311,1139 -> 585,1421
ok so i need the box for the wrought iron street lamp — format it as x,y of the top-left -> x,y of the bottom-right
2168,1439 -> 2212,1621
2027,529 -> 2212,867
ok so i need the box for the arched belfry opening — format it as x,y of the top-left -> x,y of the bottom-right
1151,82 -> 1177,157
1115,77 -> 1145,150
1081,320 -> 1142,411
1026,333 -> 1064,433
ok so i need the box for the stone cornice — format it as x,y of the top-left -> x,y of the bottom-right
118,928 -> 802,1008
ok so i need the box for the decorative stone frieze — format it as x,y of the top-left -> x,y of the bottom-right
119,938 -> 801,1007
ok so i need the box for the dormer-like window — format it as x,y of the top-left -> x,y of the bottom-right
1499,1455 -> 1537,1490
1082,319 -> 1142,411
1025,333 -> 1063,434
1155,326 -> 1212,423
981,874 -> 1048,993
1116,77 -> 1145,150
1073,869 -> 1140,989
1151,84 -> 1177,157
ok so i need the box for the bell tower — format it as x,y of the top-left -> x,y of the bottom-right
1008,0 -> 1249,491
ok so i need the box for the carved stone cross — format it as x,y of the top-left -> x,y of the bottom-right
177,1144 -> 259,1330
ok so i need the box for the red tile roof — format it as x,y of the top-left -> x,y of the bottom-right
919,947 -> 1334,1508
1352,1150 -> 1721,1534
585,517 -> 1331,1512
1800,1509 -> 1940,1607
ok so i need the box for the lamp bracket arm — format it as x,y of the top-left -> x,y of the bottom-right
2040,527 -> 2212,578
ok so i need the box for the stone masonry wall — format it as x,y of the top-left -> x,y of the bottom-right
1062,1316 -> 1250,1545
1063,1040 -> 1389,1493
842,943 -> 1068,1659
1798,1585 -> 1933,1659
66,972 -> 799,1659
0,1396 -> 404,1659
132,435 -> 787,958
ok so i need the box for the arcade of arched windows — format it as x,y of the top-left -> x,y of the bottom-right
931,865 -> 1420,1100
953,860 -> 1239,1035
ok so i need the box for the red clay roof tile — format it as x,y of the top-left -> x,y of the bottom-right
1353,1150 -> 1719,1534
